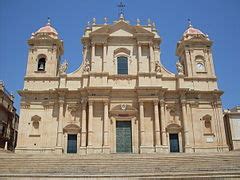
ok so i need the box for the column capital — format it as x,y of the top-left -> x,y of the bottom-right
153,100 -> 159,106
138,101 -> 144,106
58,99 -> 65,106
160,99 -> 165,105
149,42 -> 153,46
181,99 -> 187,105
88,100 -> 93,106
103,101 -> 109,106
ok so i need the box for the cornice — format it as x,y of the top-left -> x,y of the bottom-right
24,76 -> 60,81
184,77 -> 217,81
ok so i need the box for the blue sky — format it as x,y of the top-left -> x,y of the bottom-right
0,0 -> 239,112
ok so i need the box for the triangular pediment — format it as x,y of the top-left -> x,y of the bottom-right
110,27 -> 133,37
90,20 -> 154,37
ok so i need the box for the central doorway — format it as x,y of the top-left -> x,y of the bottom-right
67,134 -> 77,153
169,133 -> 180,152
116,121 -> 132,153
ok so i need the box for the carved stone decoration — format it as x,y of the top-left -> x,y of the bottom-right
59,60 -> 68,74
121,104 -> 127,110
176,60 -> 184,74
83,60 -> 90,72
155,61 -> 161,73
81,97 -> 87,104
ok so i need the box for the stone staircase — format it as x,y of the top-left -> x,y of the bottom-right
0,151 -> 240,179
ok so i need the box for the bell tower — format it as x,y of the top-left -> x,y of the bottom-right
25,18 -> 64,78
176,22 -> 216,78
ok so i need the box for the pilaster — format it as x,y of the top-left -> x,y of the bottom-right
87,100 -> 93,147
55,96 -> 65,154
160,99 -> 168,152
139,101 -> 145,148
181,97 -> 193,153
80,99 -> 87,154
103,101 -> 110,153
103,43 -> 107,72
138,43 -> 142,72
153,100 -> 161,151
149,43 -> 155,72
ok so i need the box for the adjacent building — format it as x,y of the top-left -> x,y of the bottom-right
224,106 -> 240,150
16,15 -> 228,154
0,81 -> 19,151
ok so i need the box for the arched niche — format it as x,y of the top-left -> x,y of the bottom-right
202,114 -> 213,135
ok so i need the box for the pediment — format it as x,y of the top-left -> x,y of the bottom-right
90,20 -> 154,37
110,28 -> 133,37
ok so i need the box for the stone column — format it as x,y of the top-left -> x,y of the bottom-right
103,43 -> 107,72
139,101 -> 145,146
64,132 -> 67,154
77,133 -> 80,153
181,100 -> 191,152
186,103 -> 194,149
103,101 -> 109,153
91,43 -> 95,71
88,101 -> 93,146
56,98 -> 64,154
154,100 -> 161,148
4,141 -> 8,150
91,43 -> 95,60
81,102 -> 87,147
160,100 -> 167,147
138,43 -> 142,72
149,43 -> 155,72
83,44 -> 87,62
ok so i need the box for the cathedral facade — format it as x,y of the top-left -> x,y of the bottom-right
16,15 -> 228,154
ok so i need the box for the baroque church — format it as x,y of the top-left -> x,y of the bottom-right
16,14 -> 228,154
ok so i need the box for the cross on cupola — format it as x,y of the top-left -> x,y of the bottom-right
47,17 -> 51,25
187,18 -> 192,27
117,1 -> 126,20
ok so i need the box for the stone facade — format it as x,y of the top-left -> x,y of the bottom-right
0,81 -> 19,151
224,106 -> 240,150
16,16 -> 228,154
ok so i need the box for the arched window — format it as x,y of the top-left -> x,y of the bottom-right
117,56 -> 128,75
37,58 -> 46,71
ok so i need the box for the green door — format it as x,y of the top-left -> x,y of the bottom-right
116,121 -> 132,153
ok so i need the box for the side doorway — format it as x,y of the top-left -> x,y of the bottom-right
169,133 -> 180,153
67,134 -> 77,153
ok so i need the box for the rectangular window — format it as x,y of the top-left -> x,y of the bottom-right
117,56 -> 128,75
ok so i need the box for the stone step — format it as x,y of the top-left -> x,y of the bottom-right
0,152 -> 240,179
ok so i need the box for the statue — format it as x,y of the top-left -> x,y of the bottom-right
59,60 -> 68,74
83,60 -> 90,72
176,60 -> 184,74
155,61 -> 161,73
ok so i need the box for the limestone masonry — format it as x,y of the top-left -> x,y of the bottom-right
16,15 -> 228,154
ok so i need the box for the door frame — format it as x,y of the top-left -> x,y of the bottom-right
116,121 -> 132,153
169,133 -> 180,153
67,134 -> 78,153
110,116 -> 138,153
166,124 -> 183,153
